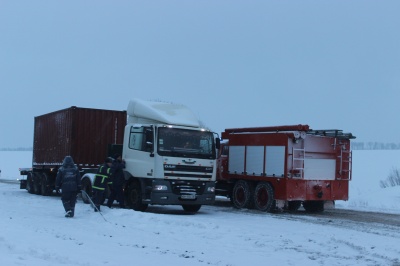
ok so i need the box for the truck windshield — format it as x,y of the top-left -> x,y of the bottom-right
157,127 -> 216,159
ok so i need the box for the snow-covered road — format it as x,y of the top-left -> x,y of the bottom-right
1,150 -> 400,265
1,182 -> 400,266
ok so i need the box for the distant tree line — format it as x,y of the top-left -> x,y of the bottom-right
351,142 -> 400,150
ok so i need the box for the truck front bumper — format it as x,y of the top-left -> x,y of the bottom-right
150,179 -> 215,205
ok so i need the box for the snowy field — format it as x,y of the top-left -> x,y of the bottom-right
1,150 -> 400,265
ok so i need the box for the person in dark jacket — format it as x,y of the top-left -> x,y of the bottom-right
106,154 -> 126,208
92,158 -> 113,212
55,156 -> 81,218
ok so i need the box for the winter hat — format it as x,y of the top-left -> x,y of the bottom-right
105,157 -> 113,163
113,153 -> 121,160
63,156 -> 75,167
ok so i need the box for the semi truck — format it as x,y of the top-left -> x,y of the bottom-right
215,124 -> 355,213
19,99 -> 219,213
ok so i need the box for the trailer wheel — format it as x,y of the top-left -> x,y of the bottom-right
40,173 -> 52,196
26,172 -> 34,194
254,182 -> 275,212
182,204 -> 201,213
232,180 -> 254,209
125,181 -> 148,212
81,178 -> 92,204
303,200 -> 324,213
33,173 -> 42,195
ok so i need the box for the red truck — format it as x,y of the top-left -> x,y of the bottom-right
215,125 -> 355,212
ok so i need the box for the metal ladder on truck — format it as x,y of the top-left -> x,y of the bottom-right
292,147 -> 305,179
339,149 -> 352,180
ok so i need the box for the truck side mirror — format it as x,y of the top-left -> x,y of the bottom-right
145,141 -> 153,152
215,138 -> 220,150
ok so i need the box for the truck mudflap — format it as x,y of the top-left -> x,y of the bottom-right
20,179 -> 27,189
150,179 -> 215,205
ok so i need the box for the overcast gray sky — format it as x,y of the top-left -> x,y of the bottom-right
1,1 -> 399,148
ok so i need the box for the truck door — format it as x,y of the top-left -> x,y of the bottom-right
124,126 -> 154,178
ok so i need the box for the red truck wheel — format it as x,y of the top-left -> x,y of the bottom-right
232,180 -> 254,209
254,182 -> 275,212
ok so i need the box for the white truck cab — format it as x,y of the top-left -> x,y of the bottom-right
122,99 -> 219,213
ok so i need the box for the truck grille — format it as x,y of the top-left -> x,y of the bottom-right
170,180 -> 206,195
163,164 -> 213,179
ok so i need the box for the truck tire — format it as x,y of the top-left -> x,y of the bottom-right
254,182 -> 275,212
33,173 -> 42,195
40,173 -> 52,196
182,204 -> 201,213
303,200 -> 324,213
125,181 -> 148,212
232,180 -> 254,209
81,178 -> 92,204
26,172 -> 34,194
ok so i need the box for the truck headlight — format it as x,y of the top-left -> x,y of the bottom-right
207,187 -> 215,193
153,185 -> 168,191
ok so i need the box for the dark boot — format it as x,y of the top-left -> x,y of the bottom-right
63,200 -> 71,213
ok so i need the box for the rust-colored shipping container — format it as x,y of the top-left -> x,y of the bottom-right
19,106 -> 127,196
33,106 -> 127,169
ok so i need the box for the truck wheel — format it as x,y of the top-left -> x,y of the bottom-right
232,180 -> 254,209
125,181 -> 148,212
40,173 -> 52,196
254,182 -> 275,212
33,173 -> 42,195
182,204 -> 201,213
26,172 -> 34,194
303,200 -> 324,213
81,178 -> 92,204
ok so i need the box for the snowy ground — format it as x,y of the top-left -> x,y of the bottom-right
1,150 -> 400,265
